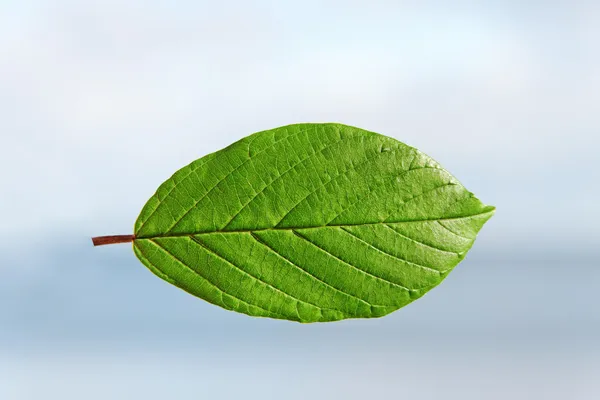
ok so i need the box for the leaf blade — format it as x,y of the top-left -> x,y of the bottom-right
133,123 -> 495,322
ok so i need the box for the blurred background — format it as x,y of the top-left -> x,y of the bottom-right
1,1 -> 598,399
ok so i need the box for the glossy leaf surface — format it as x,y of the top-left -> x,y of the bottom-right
133,123 -> 494,322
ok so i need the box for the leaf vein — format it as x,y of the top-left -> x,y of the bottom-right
437,221 -> 473,240
276,147 -> 418,228
141,240 -> 286,318
166,125 -> 322,234
221,134 -> 349,231
188,236 -> 334,317
382,183 -> 457,223
383,224 -> 461,256
339,227 -> 440,274
249,232 -> 377,310
139,125 -> 320,234
325,166 -> 441,225
291,230 -> 412,292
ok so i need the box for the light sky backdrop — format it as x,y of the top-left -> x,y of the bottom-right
1,1 -> 598,399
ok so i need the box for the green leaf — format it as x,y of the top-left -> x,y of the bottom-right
132,123 -> 494,323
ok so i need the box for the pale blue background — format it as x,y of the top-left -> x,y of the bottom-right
1,1 -> 598,399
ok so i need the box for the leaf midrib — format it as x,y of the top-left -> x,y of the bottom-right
135,208 -> 495,240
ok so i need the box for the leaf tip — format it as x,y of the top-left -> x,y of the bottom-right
483,204 -> 496,216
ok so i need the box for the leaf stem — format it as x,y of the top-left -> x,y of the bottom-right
92,235 -> 135,246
